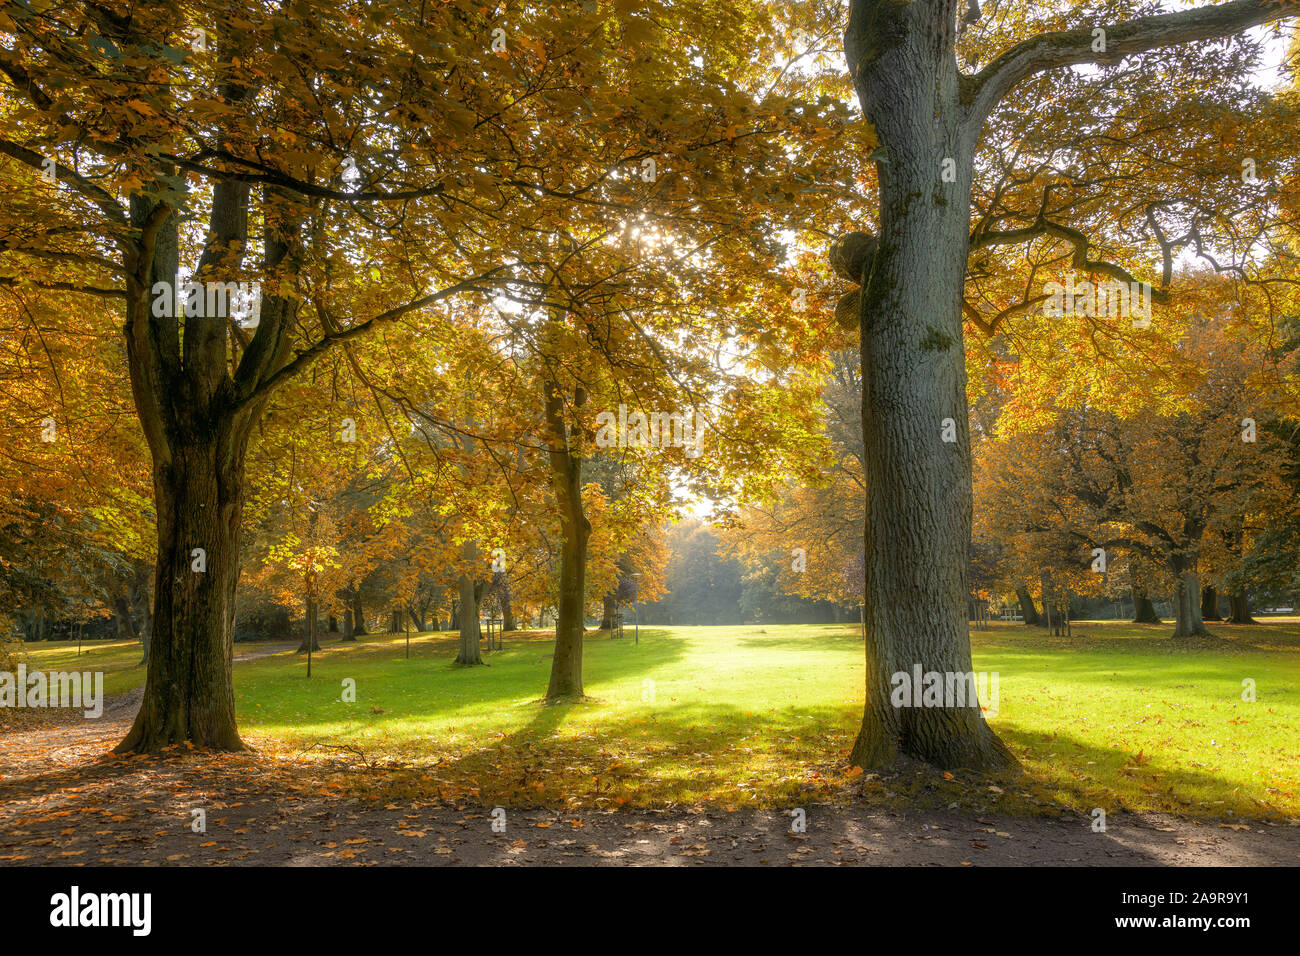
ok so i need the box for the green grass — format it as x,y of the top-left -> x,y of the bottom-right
10,621 -> 1300,819
12,637 -> 289,698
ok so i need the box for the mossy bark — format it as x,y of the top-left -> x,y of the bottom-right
845,0 -> 1013,771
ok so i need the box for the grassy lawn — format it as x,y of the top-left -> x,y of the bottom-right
8,621 -> 1299,819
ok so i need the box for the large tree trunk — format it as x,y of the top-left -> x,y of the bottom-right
113,594 -> 139,643
1228,591 -> 1256,625
350,593 -> 367,635
117,431 -> 249,752
844,6 -> 1011,771
455,540 -> 483,665
1132,583 -> 1161,624
1201,585 -> 1222,621
502,598 -> 517,632
600,593 -> 618,630
1170,563 -> 1210,640
1133,595 -> 1161,624
342,608 -> 356,642
115,157 -> 299,752
1015,584 -> 1041,626
544,382 -> 591,700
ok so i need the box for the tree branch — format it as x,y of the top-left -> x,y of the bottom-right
968,0 -> 1297,123
235,267 -> 511,411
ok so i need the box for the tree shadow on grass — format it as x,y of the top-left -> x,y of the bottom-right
233,627 -> 691,755
356,694 -> 858,810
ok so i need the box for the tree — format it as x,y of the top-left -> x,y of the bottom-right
976,317 -> 1287,640
839,0 -> 1298,769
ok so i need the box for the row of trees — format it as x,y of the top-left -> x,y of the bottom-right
733,297 -> 1300,640
0,0 -> 854,750
974,309 -> 1300,638
4,0 -> 1300,772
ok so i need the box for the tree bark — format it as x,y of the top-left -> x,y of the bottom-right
844,3 -> 1012,771
117,429 -> 250,752
1201,585 -> 1222,621
342,608 -> 356,642
113,594 -> 139,643
115,147 -> 295,750
351,593 -> 367,635
298,594 -> 321,652
600,593 -> 618,630
1131,583 -> 1161,624
544,380 -> 591,700
1228,591 -> 1256,625
455,539 -> 483,665
1015,584 -> 1041,626
1170,564 -> 1210,639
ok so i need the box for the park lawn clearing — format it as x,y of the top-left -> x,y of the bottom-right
212,620 -> 1299,820
6,622 -> 1296,820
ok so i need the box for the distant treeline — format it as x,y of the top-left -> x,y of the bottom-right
638,522 -> 858,626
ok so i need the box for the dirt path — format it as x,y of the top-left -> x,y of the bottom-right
233,641 -> 300,662
2,647 -> 1298,866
